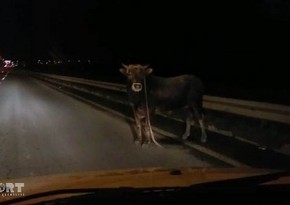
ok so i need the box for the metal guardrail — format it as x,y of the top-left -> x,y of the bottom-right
34,72 -> 290,125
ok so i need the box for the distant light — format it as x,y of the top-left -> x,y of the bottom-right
68,60 -> 71,63
4,60 -> 14,68
88,60 -> 91,63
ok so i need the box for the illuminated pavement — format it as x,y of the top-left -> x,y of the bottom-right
0,72 -> 224,180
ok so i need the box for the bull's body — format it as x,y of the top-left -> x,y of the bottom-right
120,64 -> 207,146
146,75 -> 203,111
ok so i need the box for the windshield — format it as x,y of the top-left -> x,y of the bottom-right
0,0 -> 290,202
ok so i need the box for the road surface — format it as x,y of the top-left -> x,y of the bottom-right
0,72 -> 222,180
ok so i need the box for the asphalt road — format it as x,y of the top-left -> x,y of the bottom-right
0,72 -> 221,180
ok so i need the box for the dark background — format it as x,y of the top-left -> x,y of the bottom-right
1,0 -> 290,103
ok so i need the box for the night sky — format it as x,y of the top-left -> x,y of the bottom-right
1,0 -> 290,90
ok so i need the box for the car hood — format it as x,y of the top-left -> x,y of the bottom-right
0,167 -> 286,204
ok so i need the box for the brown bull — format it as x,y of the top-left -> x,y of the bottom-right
120,64 -> 207,146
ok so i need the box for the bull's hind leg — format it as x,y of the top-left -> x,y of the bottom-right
199,115 -> 207,143
182,109 -> 193,140
193,107 -> 207,143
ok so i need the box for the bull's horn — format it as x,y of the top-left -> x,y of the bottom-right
143,64 -> 150,69
122,63 -> 129,69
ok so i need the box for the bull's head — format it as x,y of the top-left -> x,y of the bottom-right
119,64 -> 153,92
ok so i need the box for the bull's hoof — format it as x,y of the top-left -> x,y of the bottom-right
140,140 -> 151,147
144,140 -> 151,145
201,137 -> 207,143
182,134 -> 189,140
134,139 -> 142,145
141,142 -> 150,148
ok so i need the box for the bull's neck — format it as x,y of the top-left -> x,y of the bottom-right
145,75 -> 159,88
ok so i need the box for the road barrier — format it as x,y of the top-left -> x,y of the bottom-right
32,72 -> 290,125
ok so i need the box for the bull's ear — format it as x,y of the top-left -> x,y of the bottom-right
119,68 -> 127,75
144,68 -> 153,76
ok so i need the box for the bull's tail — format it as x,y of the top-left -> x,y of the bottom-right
144,77 -> 163,148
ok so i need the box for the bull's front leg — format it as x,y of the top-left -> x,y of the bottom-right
136,106 -> 150,145
133,108 -> 142,145
137,107 -> 152,145
140,117 -> 151,145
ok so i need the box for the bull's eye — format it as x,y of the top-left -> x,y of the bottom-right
131,83 -> 143,92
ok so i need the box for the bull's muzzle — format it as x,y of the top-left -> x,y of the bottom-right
131,83 -> 143,92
